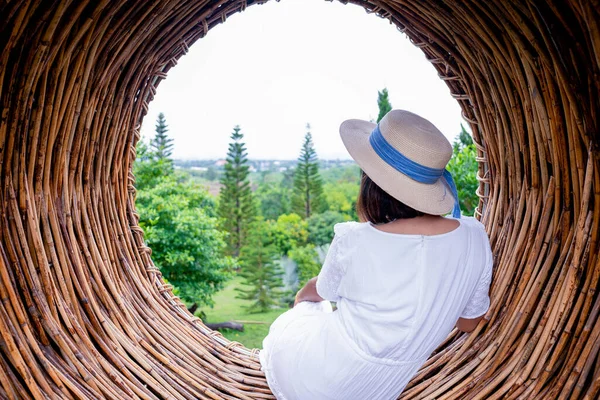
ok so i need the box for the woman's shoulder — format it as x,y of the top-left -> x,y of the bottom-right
333,221 -> 365,237
458,216 -> 487,233
458,217 -> 492,255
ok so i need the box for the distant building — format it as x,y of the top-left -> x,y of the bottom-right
214,159 -> 227,167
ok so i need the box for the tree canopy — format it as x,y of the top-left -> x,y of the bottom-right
136,178 -> 234,305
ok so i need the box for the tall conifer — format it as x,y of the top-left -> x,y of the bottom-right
291,124 -> 327,218
377,88 -> 393,123
151,113 -> 174,161
236,220 -> 284,313
218,125 -> 255,256
138,113 -> 174,184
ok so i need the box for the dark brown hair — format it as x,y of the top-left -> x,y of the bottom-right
356,171 -> 424,223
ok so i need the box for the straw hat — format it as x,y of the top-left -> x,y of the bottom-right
340,109 -> 456,215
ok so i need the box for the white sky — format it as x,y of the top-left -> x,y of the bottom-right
140,0 -> 467,160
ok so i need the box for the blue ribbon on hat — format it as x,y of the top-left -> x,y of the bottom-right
369,125 -> 461,218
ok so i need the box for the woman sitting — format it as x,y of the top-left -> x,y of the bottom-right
259,109 -> 493,400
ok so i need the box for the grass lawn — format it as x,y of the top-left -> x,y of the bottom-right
200,276 -> 288,349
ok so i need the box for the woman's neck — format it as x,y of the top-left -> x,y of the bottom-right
371,215 -> 460,236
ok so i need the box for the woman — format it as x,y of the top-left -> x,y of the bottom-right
259,110 -> 493,399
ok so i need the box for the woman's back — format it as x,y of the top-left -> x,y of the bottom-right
332,217 -> 492,362
261,217 -> 493,399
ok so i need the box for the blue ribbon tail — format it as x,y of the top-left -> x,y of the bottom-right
443,169 -> 461,219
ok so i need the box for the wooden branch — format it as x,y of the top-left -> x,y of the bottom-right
205,321 -> 244,332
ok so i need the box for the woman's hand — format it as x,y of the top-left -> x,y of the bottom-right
294,277 -> 325,306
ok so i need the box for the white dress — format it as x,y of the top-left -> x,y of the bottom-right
259,217 -> 493,400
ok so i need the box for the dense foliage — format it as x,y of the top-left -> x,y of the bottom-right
218,126 -> 256,256
135,139 -> 172,188
136,178 -> 234,305
291,125 -> 328,218
323,182 -> 358,221
447,124 -> 479,216
255,182 -> 291,221
307,211 -> 346,246
135,114 -> 234,306
269,213 -> 309,256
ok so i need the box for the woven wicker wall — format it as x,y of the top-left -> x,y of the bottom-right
1,1 -> 599,398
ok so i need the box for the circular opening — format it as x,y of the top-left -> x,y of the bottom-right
135,0 -> 483,354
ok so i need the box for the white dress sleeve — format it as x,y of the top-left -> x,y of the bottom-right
461,247 -> 493,319
316,222 -> 356,302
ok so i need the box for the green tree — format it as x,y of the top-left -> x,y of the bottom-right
291,125 -> 327,218
289,245 -> 321,288
135,113 -> 176,188
270,213 -> 309,256
324,181 -> 359,221
151,113 -> 175,172
447,130 -> 479,216
134,139 -> 166,189
218,125 -> 256,256
135,128 -> 233,306
307,211 -> 346,246
256,182 -> 291,221
453,124 -> 474,153
281,168 -> 295,190
237,220 -> 285,313
203,167 -> 218,181
135,175 -> 234,306
377,88 -> 393,123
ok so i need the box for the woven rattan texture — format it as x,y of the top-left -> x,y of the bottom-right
1,1 -> 599,398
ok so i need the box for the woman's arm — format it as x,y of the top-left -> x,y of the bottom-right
294,277 -> 325,306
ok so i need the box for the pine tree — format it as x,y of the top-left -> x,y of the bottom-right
236,220 -> 284,313
151,113 -> 174,161
136,113 -> 174,185
377,88 -> 393,123
291,124 -> 327,219
218,125 -> 255,256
